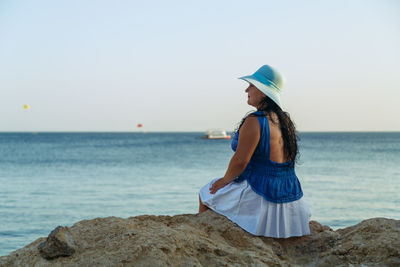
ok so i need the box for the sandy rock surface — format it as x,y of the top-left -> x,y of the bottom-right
1,211 -> 399,266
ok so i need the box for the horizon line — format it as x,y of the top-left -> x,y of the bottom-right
0,130 -> 399,134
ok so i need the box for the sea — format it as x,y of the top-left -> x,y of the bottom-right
0,132 -> 399,256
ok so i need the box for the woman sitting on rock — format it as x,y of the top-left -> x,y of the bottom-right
199,65 -> 311,238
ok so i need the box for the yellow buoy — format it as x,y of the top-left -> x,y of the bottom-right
23,104 -> 30,109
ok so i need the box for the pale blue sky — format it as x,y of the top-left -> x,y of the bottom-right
1,0 -> 399,132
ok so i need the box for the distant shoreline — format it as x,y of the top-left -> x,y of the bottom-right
0,131 -> 399,134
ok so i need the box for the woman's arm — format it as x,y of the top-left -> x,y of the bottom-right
209,116 -> 260,194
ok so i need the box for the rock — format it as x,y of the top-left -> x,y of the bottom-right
37,226 -> 77,260
0,212 -> 399,266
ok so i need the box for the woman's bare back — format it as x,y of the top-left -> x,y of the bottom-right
267,113 -> 286,163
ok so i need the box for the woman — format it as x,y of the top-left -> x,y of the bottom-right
198,65 -> 311,238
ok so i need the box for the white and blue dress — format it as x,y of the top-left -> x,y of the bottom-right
199,111 -> 311,238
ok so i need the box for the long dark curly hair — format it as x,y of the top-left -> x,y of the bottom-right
234,96 -> 300,163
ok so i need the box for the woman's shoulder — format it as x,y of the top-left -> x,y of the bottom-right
250,110 -> 265,116
236,111 -> 265,134
240,116 -> 260,132
246,110 -> 268,125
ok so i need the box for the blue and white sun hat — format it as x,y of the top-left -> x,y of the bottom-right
239,65 -> 285,110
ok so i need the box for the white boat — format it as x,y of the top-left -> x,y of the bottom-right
205,129 -> 231,139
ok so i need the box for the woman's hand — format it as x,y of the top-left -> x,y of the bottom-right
209,178 -> 230,194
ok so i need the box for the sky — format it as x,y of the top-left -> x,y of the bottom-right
1,0 -> 399,132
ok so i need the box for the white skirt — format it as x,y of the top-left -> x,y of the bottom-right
199,178 -> 311,238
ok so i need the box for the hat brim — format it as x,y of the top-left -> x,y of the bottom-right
239,76 -> 283,109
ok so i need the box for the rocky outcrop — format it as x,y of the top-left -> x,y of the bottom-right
1,211 -> 399,266
37,226 -> 77,260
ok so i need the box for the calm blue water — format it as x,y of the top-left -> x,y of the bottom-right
0,132 -> 399,256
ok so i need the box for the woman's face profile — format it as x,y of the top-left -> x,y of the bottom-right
245,84 -> 266,108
